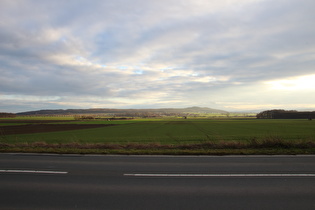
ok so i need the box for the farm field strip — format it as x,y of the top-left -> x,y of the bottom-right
0,118 -> 315,144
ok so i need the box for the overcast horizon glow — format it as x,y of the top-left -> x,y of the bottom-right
1,0 -> 315,113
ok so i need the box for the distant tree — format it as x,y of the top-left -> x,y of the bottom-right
0,112 -> 16,118
257,109 -> 315,119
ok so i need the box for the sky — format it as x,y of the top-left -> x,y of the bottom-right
1,0 -> 315,113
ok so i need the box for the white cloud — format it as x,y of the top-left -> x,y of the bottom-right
1,0 -> 315,112
266,74 -> 315,91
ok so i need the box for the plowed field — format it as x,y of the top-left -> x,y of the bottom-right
0,122 -> 112,135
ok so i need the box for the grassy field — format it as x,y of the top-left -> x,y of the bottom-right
1,117 -> 315,155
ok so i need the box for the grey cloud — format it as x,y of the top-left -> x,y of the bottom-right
1,0 -> 315,112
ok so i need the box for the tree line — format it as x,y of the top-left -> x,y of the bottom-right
0,112 -> 16,118
257,109 -> 315,119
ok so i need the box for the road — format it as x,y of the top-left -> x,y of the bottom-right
1,154 -> 315,210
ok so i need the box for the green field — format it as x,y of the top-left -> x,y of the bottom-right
1,117 -> 315,155
1,118 -> 315,143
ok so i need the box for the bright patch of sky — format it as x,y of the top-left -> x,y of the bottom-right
266,74 -> 315,91
134,70 -> 144,75
0,0 -> 315,113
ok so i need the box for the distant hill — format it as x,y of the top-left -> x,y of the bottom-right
180,106 -> 229,113
16,107 -> 228,116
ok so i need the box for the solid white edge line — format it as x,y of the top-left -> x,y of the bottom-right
124,173 -> 315,177
0,170 -> 68,174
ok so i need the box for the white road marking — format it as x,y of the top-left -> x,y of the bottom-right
0,169 -> 68,174
124,173 -> 315,177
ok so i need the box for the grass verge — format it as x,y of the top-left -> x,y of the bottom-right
1,138 -> 315,155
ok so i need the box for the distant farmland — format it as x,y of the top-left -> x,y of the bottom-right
0,116 -> 315,155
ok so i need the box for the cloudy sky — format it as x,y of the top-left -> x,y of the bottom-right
1,0 -> 315,113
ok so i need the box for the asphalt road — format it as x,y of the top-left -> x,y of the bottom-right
1,154 -> 315,210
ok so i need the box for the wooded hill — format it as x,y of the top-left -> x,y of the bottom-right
257,109 -> 315,119
16,107 -> 228,117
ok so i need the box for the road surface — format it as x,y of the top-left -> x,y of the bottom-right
1,153 -> 315,209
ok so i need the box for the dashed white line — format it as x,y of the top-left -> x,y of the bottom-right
124,173 -> 315,177
0,169 -> 68,174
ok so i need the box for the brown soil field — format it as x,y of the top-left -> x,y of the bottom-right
0,120 -> 76,124
0,123 -> 113,135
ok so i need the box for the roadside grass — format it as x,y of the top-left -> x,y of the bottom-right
1,138 -> 315,155
1,118 -> 315,155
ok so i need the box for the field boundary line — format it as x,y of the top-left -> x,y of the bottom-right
0,169 -> 68,174
124,173 -> 315,177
